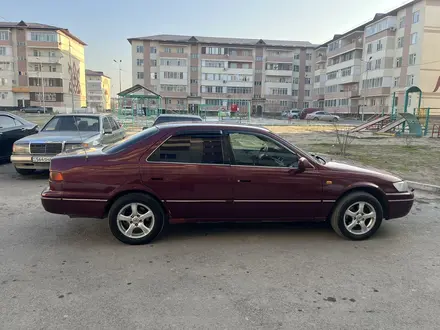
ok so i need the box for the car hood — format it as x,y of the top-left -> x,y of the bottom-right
16,131 -> 100,144
323,161 -> 401,182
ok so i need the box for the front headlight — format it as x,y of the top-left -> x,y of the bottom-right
12,143 -> 29,154
393,181 -> 409,192
64,143 -> 85,152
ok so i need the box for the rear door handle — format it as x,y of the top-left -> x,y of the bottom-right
151,177 -> 163,181
238,179 -> 251,183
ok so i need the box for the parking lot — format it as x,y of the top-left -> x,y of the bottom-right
1,162 -> 440,330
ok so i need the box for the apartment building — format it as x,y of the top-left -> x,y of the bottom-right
0,21 -> 86,112
128,35 -> 316,115
85,69 -> 111,111
313,0 -> 440,116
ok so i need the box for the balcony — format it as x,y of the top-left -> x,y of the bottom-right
328,40 -> 363,58
316,55 -> 327,63
27,56 -> 61,64
360,87 -> 391,97
266,56 -> 292,63
313,93 -> 325,100
159,52 -> 188,58
227,54 -> 254,62
265,69 -> 292,77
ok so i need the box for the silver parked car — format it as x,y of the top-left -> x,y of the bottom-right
10,114 -> 126,175
305,111 -> 340,122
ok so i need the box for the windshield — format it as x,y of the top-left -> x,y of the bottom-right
103,126 -> 159,154
42,116 -> 100,132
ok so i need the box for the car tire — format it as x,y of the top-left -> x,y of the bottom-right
108,193 -> 167,245
332,117 -> 339,122
14,167 -> 36,176
313,117 -> 319,121
330,191 -> 383,240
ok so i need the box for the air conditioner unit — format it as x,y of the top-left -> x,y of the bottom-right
389,27 -> 396,32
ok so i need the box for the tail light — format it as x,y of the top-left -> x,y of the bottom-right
49,171 -> 64,182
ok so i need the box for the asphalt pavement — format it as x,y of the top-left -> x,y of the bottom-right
0,163 -> 439,330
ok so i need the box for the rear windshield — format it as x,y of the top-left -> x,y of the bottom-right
154,116 -> 202,125
103,126 -> 159,154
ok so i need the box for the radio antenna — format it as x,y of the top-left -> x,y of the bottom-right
72,113 -> 88,160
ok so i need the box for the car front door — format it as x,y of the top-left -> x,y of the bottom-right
226,131 -> 323,221
108,116 -> 123,142
140,130 -> 234,220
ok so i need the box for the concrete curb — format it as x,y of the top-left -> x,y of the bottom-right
407,181 -> 440,194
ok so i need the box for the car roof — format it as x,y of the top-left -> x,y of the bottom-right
54,113 -> 105,118
155,122 -> 270,133
156,114 -> 202,119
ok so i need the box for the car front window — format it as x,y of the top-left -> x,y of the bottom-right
42,116 -> 100,132
228,132 -> 299,168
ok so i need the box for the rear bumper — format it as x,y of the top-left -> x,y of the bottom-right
386,191 -> 415,219
41,187 -> 107,218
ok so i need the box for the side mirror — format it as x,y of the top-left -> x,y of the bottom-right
103,128 -> 112,135
289,157 -> 311,175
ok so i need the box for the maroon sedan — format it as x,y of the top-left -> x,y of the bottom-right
41,123 -> 414,245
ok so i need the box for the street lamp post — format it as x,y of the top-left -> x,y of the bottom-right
361,56 -> 373,121
113,59 -> 122,93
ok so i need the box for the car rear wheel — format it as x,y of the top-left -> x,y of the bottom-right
330,191 -> 383,240
14,167 -> 36,176
108,193 -> 166,245
313,117 -> 319,121
332,117 -> 339,122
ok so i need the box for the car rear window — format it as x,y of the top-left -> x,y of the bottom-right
103,126 -> 159,154
154,116 -> 202,125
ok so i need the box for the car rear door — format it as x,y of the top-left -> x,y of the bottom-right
140,129 -> 234,220
225,130 -> 323,221
0,115 -> 26,158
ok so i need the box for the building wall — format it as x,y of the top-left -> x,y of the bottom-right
102,76 -> 111,109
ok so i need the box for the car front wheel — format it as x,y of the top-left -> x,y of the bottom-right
313,117 -> 319,121
330,191 -> 383,240
108,193 -> 166,245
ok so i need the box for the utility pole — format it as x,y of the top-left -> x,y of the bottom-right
113,59 -> 122,93
39,59 -> 46,113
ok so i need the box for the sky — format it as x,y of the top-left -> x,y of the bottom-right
3,0 -> 408,96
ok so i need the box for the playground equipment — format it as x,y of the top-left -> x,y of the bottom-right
199,100 -> 251,123
350,86 -> 430,137
432,124 -> 440,138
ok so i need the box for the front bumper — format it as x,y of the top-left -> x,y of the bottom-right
386,191 -> 415,220
11,154 -> 55,170
41,187 -> 107,218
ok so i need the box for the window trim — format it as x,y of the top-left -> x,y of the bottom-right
146,130 -> 229,166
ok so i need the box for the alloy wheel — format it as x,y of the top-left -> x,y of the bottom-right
343,201 -> 376,235
116,202 -> 155,239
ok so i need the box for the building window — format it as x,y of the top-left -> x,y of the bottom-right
409,53 -> 416,65
256,56 -> 263,61
191,66 -> 198,72
266,63 -> 292,71
150,59 -> 157,66
411,32 -> 418,45
327,71 -> 338,80
397,37 -> 404,48
341,67 -> 352,77
254,81 -> 262,86
314,76 -> 320,83
305,90 -> 310,97
303,102 -> 309,108
293,54 -> 300,60
394,77 -> 399,87
305,66 -> 311,72
137,72 -> 144,79
376,40 -> 383,51
177,47 -> 184,54
190,79 -> 198,84
375,59 -> 381,70
367,43 -> 372,54
136,59 -> 144,66
150,47 -> 157,54
269,88 -> 288,95
293,77 -> 299,84
0,31 -> 9,41
161,85 -> 187,92
396,57 -> 402,68
306,53 -> 312,60
399,17 -> 406,28
136,45 -> 144,53
305,77 -> 311,84
293,65 -> 299,72
150,72 -> 158,80
164,72 -> 184,79
191,53 -> 199,58
413,11 -> 420,24
164,48 -> 172,53
160,59 -> 187,66
406,75 -> 414,86
30,32 -> 57,42
292,90 -> 298,96
0,47 -> 6,56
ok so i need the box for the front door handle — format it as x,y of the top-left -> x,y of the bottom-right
151,177 -> 163,181
237,179 -> 251,183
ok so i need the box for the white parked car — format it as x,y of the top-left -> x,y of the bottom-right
305,111 -> 340,122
